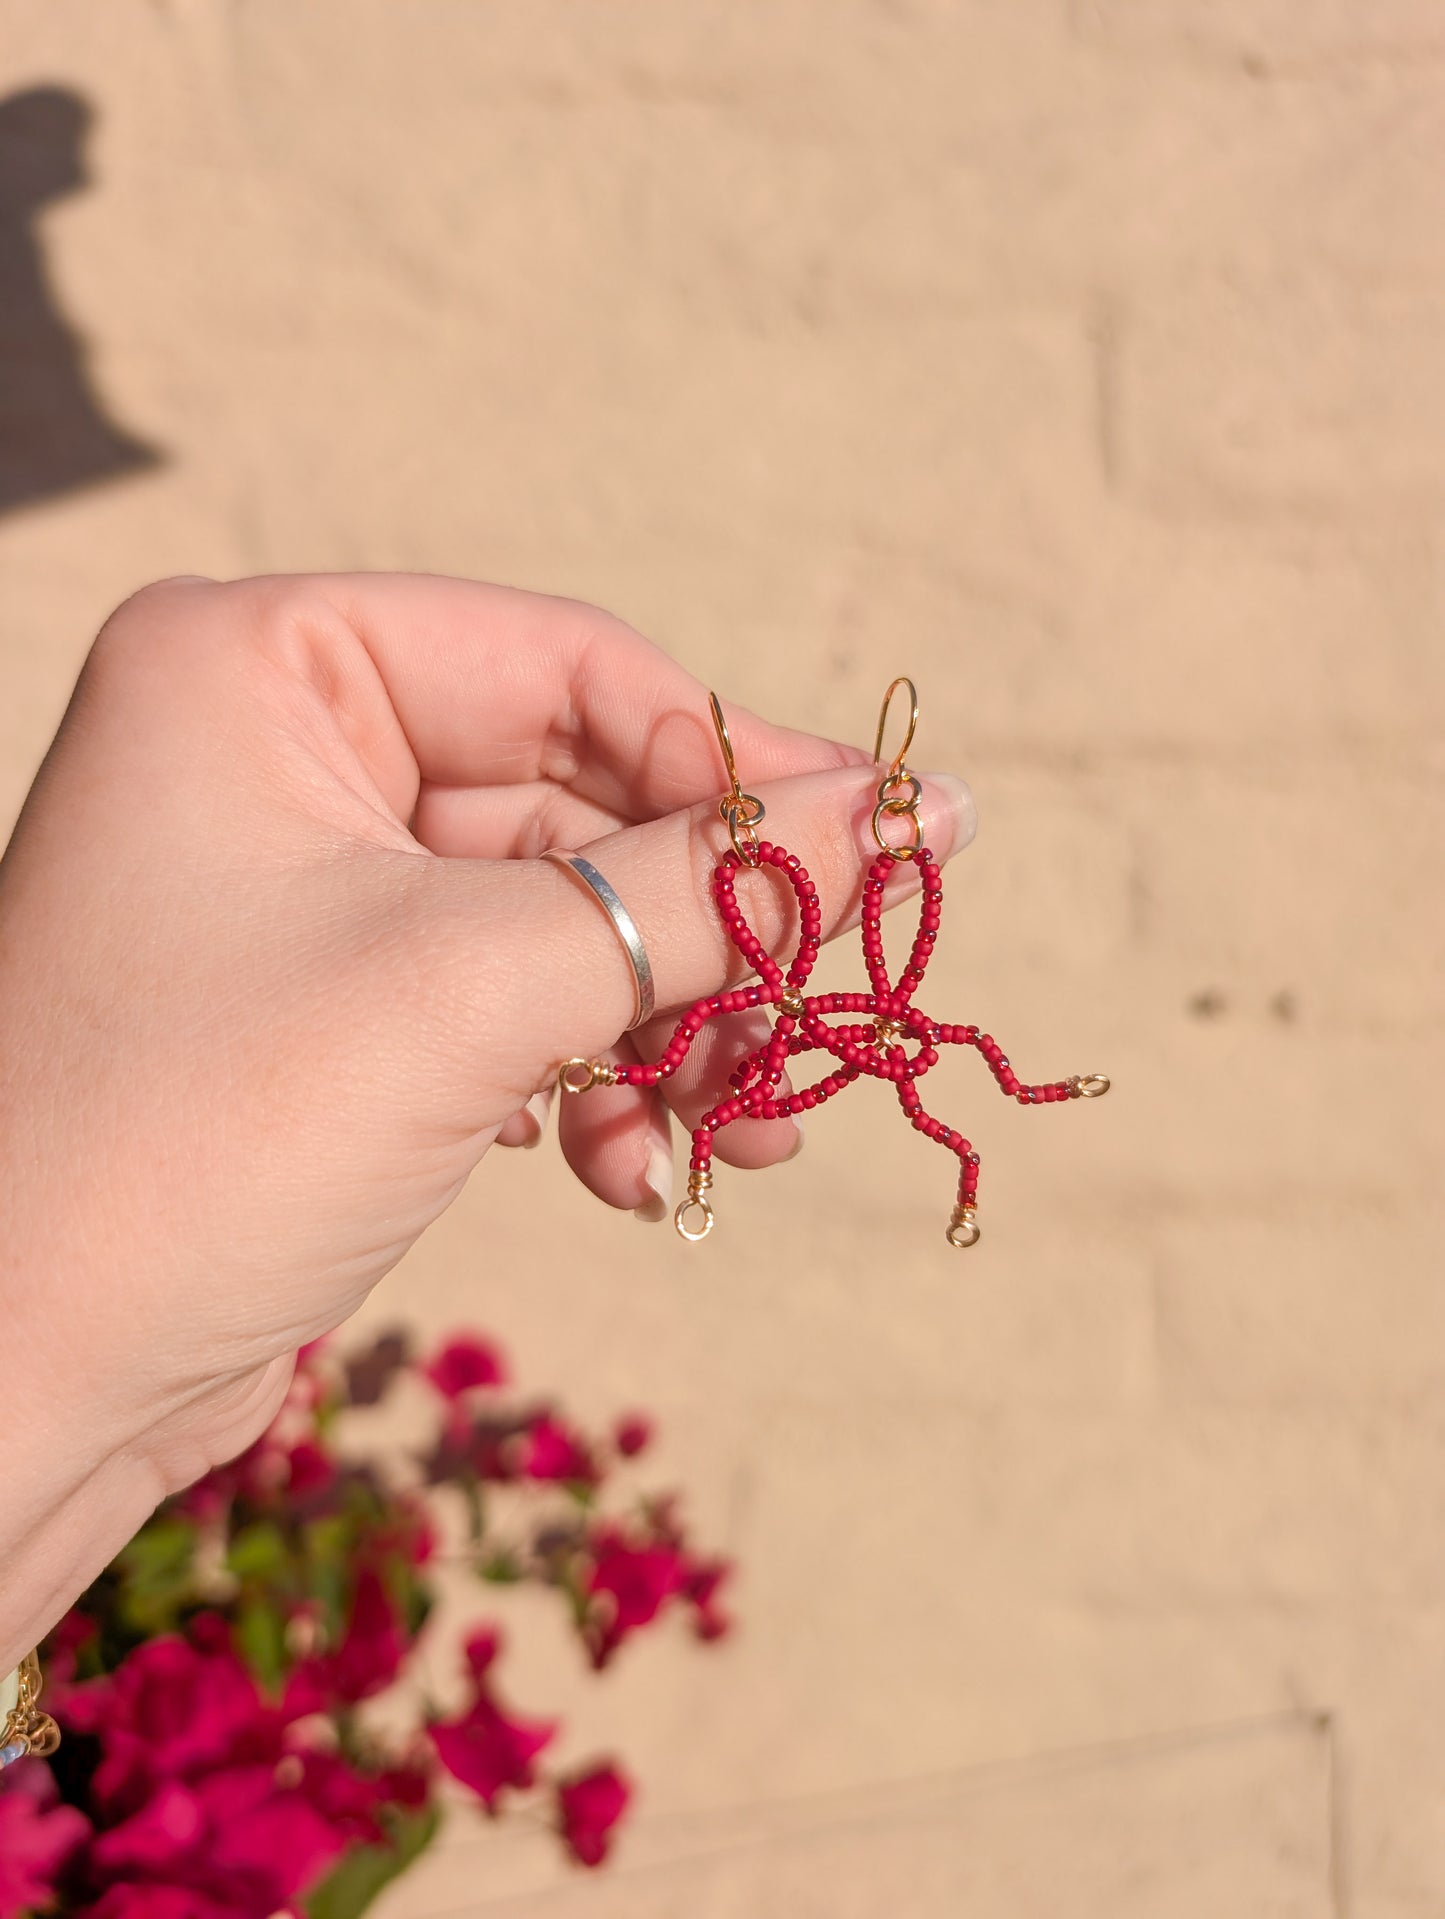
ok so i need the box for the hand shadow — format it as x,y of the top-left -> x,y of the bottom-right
0,84 -> 161,519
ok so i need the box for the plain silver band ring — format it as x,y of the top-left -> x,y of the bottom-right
542,850 -> 656,1031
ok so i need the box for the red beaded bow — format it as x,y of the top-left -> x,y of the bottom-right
562,834 -> 1107,1244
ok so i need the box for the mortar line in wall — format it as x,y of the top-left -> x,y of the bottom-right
417,1705 -> 1334,1916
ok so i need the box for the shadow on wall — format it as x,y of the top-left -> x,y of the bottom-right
0,84 -> 160,518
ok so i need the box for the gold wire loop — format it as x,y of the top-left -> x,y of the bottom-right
674,1194 -> 716,1241
675,1167 -> 715,1241
710,692 -> 766,865
1072,1073 -> 1111,1099
877,771 -> 923,814
871,793 -> 924,857
721,794 -> 766,865
873,677 -> 919,782
947,1208 -> 981,1249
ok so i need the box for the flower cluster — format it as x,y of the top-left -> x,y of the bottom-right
3,1331 -> 732,1918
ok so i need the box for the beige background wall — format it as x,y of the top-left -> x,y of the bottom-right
3,4 -> 1443,1914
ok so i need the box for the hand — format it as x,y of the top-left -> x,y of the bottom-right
0,573 -> 974,1668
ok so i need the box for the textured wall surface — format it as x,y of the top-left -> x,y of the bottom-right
2,4 -> 1442,1913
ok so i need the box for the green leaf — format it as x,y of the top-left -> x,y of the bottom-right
305,1805 -> 442,1919
302,1514 -> 355,1630
114,1515 -> 200,1635
226,1520 -> 289,1581
463,1473 -> 486,1545
479,1549 -> 523,1584
235,1595 -> 289,1694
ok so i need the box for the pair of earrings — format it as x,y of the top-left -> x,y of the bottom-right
559,680 -> 1108,1245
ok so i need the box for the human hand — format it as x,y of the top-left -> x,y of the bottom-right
0,573 -> 974,1666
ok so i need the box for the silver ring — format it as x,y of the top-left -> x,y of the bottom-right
542,850 -> 656,1030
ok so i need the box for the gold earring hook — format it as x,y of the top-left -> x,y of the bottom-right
870,677 -> 923,859
873,677 -> 919,783
708,691 -> 766,864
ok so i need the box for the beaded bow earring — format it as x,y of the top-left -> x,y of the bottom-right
558,682 -> 1109,1245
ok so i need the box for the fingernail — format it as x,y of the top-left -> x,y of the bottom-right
919,772 -> 978,859
518,1093 -> 551,1149
783,1125 -> 806,1161
633,1137 -> 673,1224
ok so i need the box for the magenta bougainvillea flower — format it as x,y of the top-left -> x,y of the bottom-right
87,1886 -> 239,1919
61,1623 -> 285,1815
556,1761 -> 632,1867
0,1768 -> 88,1915
523,1412 -> 599,1485
421,1332 -> 509,1399
30,1328 -> 732,1914
613,1412 -> 653,1457
283,1437 -> 338,1498
314,1566 -> 406,1707
85,1764 -> 345,1908
683,1555 -> 733,1643
429,1697 -> 558,1808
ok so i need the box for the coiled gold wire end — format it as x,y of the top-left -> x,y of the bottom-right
557,1057 -> 619,1095
946,1206 -> 981,1250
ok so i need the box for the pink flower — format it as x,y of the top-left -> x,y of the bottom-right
422,1334 -> 508,1400
88,1888 -> 236,1919
294,1749 -> 388,1845
42,1607 -> 98,1700
471,1416 -> 523,1483
0,1769 -> 88,1916
325,1567 -> 406,1704
61,1625 -> 284,1815
556,1761 -> 632,1868
375,1761 -> 431,1810
430,1694 -> 557,1810
585,1527 -> 686,1665
682,1555 -> 733,1642
524,1414 -> 598,1486
284,1438 -> 336,1498
87,1762 -> 344,1912
283,1566 -> 406,1714
613,1413 -> 653,1458
430,1635 -> 554,1810
463,1625 -> 502,1683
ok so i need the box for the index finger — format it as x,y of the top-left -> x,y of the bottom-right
263,572 -> 873,823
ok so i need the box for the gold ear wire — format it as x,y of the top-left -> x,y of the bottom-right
870,677 -> 923,859
708,690 -> 766,865
873,676 -> 919,782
